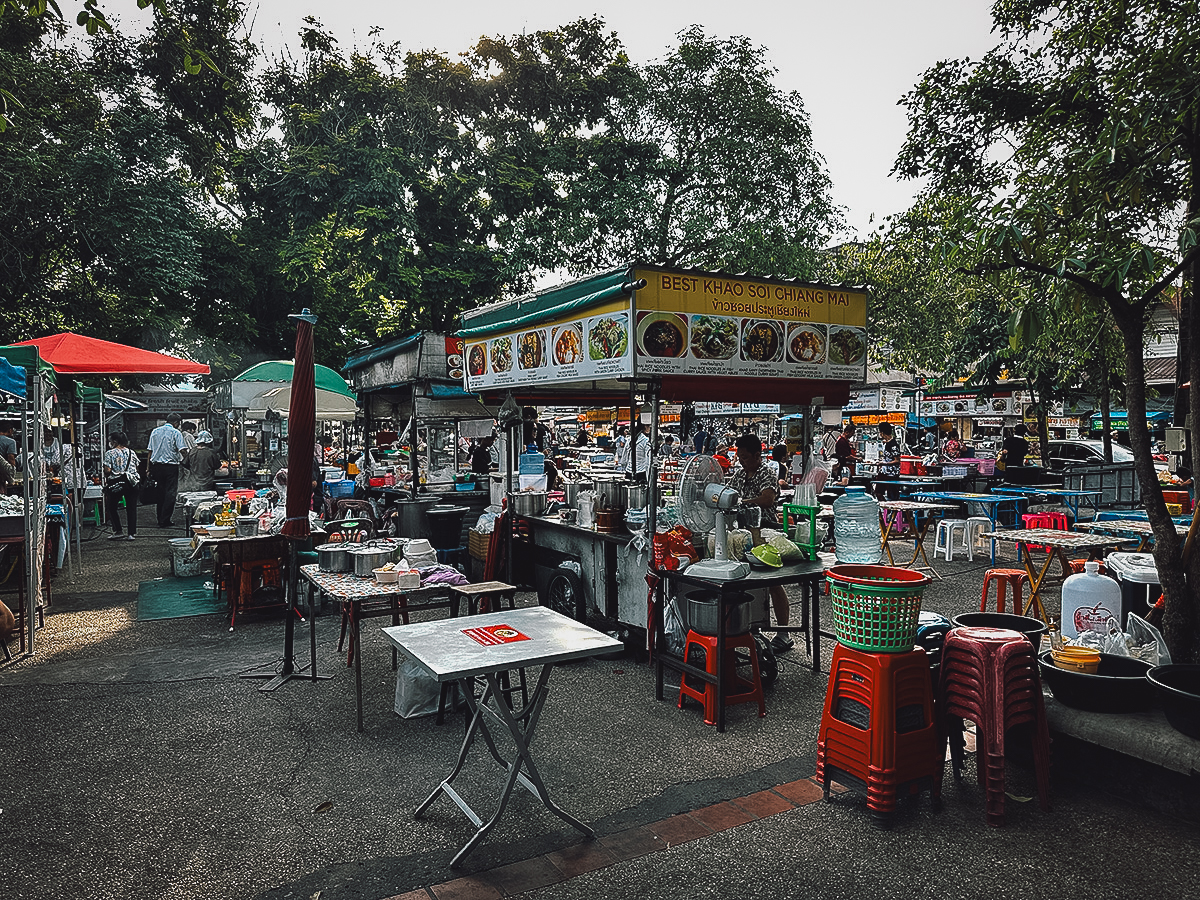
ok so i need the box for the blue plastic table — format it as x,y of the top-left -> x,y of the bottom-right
990,486 -> 1104,523
914,492 -> 1027,564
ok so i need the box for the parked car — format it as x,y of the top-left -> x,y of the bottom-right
1044,440 -> 1167,472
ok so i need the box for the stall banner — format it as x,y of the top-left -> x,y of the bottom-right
463,297 -> 634,391
445,335 -> 465,380
920,394 -> 1016,417
630,268 -> 868,381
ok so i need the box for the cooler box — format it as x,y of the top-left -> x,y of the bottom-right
1106,551 -> 1161,624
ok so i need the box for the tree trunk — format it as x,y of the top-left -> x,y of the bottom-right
1117,307 -> 1195,661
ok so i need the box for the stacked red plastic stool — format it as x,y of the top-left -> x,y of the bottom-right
677,630 -> 765,726
938,626 -> 1051,826
816,642 -> 941,826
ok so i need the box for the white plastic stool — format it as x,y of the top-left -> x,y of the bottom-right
934,518 -> 971,562
965,516 -> 992,556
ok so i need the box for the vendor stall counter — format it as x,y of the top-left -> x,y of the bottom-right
520,514 -> 648,625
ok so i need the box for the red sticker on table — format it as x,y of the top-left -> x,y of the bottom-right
462,624 -> 531,646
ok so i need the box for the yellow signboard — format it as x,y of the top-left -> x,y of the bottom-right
631,267 -> 868,380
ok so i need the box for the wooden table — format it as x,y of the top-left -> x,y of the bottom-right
980,528 -> 1137,622
196,534 -> 290,629
878,500 -> 960,578
300,564 -> 456,732
384,606 -> 620,867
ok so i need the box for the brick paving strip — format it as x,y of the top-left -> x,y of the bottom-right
381,775 -> 845,900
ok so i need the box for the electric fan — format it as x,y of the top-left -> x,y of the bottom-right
676,455 -> 750,580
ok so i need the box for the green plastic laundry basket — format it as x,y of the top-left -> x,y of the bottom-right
826,564 -> 931,653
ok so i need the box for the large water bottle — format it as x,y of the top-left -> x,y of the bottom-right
833,485 -> 883,564
1061,560 -> 1123,639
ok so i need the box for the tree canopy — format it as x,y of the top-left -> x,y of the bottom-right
891,0 -> 1200,659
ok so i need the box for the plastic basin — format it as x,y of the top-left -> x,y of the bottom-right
1146,664 -> 1200,739
952,612 -> 1047,652
1038,651 -> 1154,713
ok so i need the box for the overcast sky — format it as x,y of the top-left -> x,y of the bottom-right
246,1 -> 1000,239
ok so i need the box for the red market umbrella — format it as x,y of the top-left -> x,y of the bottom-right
13,332 -> 210,375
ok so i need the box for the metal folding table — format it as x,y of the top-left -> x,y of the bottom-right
980,528 -> 1136,622
300,564 -> 456,732
383,606 -> 620,867
652,560 -> 827,732
878,500 -> 960,577
990,486 -> 1104,523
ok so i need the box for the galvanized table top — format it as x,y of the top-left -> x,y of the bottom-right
300,563 -> 434,600
383,606 -> 621,682
877,500 -> 961,512
980,528 -> 1135,549
1075,519 -> 1189,537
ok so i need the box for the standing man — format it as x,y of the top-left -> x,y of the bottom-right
833,423 -> 858,479
623,421 -> 651,483
149,413 -> 188,528
1000,424 -> 1030,469
0,420 -> 17,470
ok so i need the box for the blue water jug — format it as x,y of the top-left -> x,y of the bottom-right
833,485 -> 883,564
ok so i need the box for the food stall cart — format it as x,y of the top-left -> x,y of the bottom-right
342,331 -> 494,542
460,264 -> 865,632
213,361 -> 357,482
0,346 -> 54,655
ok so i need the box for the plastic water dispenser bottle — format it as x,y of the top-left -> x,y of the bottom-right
1061,560 -> 1123,639
833,485 -> 883,564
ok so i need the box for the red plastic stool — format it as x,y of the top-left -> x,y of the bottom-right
677,629 -> 765,726
980,568 -> 1029,613
937,626 -> 1050,826
816,644 -> 941,826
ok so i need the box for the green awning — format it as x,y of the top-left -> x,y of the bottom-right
458,267 -> 632,339
233,360 -> 355,398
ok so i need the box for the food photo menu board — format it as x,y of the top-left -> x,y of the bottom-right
630,268 -> 868,381
463,300 -> 634,391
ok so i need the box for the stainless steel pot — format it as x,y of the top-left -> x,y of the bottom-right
350,544 -> 395,577
563,482 -> 589,508
510,491 -> 548,517
621,483 -> 650,509
316,543 -> 353,573
686,590 -> 754,636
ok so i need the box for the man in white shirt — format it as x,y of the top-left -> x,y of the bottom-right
148,413 -> 189,528
622,422 -> 651,483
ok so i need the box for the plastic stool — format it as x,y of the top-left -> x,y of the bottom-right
937,626 -> 1050,826
677,629 -> 765,726
816,644 -> 940,826
965,516 -> 992,555
934,519 -> 971,562
980,568 -> 1028,613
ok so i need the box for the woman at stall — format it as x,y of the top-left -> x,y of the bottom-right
728,433 -> 793,655
942,428 -> 964,461
184,431 -> 222,492
103,431 -> 139,540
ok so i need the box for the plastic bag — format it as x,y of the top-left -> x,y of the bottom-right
394,655 -> 441,718
759,528 -> 803,561
707,528 -> 752,560
1101,617 -> 1131,657
1127,613 -> 1172,667
663,595 -> 687,657
475,512 -> 497,534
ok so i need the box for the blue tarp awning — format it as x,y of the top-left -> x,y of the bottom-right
1089,410 -> 1172,427
429,382 -> 476,400
0,356 -> 26,399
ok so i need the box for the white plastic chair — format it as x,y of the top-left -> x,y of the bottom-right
934,518 -> 971,562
